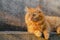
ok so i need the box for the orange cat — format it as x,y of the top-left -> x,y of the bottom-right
25,6 -> 60,39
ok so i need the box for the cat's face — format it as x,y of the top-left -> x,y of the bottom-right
25,6 -> 44,22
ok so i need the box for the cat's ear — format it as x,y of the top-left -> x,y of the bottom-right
25,6 -> 31,12
36,5 -> 42,11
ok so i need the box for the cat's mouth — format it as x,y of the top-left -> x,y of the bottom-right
31,17 -> 40,22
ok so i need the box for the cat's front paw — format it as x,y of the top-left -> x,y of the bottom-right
34,30 -> 42,37
43,30 -> 50,40
57,27 -> 60,34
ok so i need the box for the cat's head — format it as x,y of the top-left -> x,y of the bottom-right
25,6 -> 45,22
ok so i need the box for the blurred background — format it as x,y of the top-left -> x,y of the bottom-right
0,0 -> 60,31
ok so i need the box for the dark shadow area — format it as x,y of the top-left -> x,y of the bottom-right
0,22 -> 27,31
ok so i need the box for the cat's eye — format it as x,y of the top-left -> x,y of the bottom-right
32,14 -> 36,16
38,11 -> 41,13
32,13 -> 37,16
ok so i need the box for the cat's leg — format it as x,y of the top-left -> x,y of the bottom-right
56,26 -> 60,34
34,30 -> 42,37
43,29 -> 50,39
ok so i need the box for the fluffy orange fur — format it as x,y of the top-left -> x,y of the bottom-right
46,16 -> 60,33
25,6 -> 60,39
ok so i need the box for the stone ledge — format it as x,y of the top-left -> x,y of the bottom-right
0,31 -> 59,40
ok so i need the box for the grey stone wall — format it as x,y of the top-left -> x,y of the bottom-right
40,0 -> 60,16
0,0 -> 40,27
1,0 -> 60,16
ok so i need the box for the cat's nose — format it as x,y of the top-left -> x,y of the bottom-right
34,17 -> 38,20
